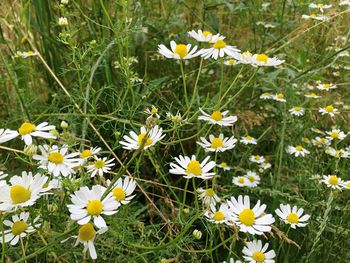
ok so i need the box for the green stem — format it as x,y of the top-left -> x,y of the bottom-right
180,60 -> 189,107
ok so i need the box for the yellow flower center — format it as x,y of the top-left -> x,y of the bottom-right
310,14 -> 317,18
211,137 -> 224,149
210,111 -> 223,121
277,93 -> 284,99
78,223 -> 96,241
213,40 -> 226,49
202,31 -> 212,37
254,156 -> 261,161
80,149 -> 92,158
137,134 -> 152,147
245,135 -> 252,141
294,106 -> 302,111
323,83 -> 330,89
309,92 -> 317,97
94,160 -> 106,169
48,152 -> 64,164
11,221 -> 28,235
256,54 -> 269,64
295,145 -> 303,151
112,187 -> 126,201
10,185 -> 31,204
205,188 -> 215,197
86,200 -> 103,216
346,182 -> 350,188
325,105 -> 334,113
242,51 -> 252,57
186,160 -> 202,176
174,44 -> 188,59
248,176 -> 255,182
317,4 -> 324,8
330,132 -> 339,139
220,162 -> 227,167
252,251 -> 266,262
320,138 -> 326,143
213,211 -> 225,221
18,122 -> 36,135
228,59 -> 236,65
287,213 -> 299,224
238,177 -> 245,184
239,208 -> 255,226
151,107 -> 158,114
328,175 -> 339,185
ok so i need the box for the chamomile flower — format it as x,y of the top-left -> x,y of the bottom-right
188,30 -> 221,42
312,137 -> 331,147
272,93 -> 286,102
169,155 -> 216,180
326,129 -> 346,140
197,134 -> 237,152
289,106 -> 305,116
316,83 -> 336,91
309,3 -> 332,13
33,145 -> 82,177
260,92 -> 272,100
286,145 -> 310,157
200,35 -> 240,60
0,129 -> 18,143
227,195 -> 275,235
14,51 -> 38,59
302,14 -> 328,21
158,41 -> 199,60
319,105 -> 339,117
341,181 -> 350,190
249,53 -> 285,67
198,108 -> 237,126
68,185 -> 120,229
145,105 -> 160,118
242,240 -> 276,263
106,176 -> 136,205
232,176 -> 249,187
224,58 -> 239,66
58,17 -> 68,26
204,203 -> 233,225
245,171 -> 261,187
0,171 -> 50,211
2,212 -> 40,246
80,147 -> 102,160
16,122 -> 56,146
275,204 -> 310,228
249,155 -> 265,164
325,147 -> 350,158
259,162 -> 272,170
217,162 -> 232,171
339,0 -> 350,6
320,175 -> 343,190
119,125 -> 165,151
231,51 -> 254,64
197,188 -> 220,207
305,92 -> 321,98
87,157 -> 115,177
240,135 -> 257,145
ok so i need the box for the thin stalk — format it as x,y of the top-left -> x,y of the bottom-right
180,60 -> 189,107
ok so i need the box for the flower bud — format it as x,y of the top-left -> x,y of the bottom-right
24,145 -> 38,157
192,229 -> 202,240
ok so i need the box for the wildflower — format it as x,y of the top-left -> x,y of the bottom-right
204,203 -> 234,225
325,129 -> 346,140
272,93 -> 286,102
286,145 -> 310,157
197,188 -> 220,206
224,58 -> 238,66
14,51 -> 38,59
227,195 -> 275,235
340,0 -> 350,6
259,162 -> 272,170
145,105 -> 160,118
169,155 -> 216,180
60,120 -> 69,129
319,105 -> 339,117
16,122 -> 56,146
192,229 -> 202,240
198,108 -> 237,126
316,83 -> 336,91
61,0 -> 69,4
188,30 -> 221,43
275,204 -> 310,228
231,51 -> 254,64
87,157 -> 115,177
245,171 -> 260,187
304,92 -> 321,98
289,106 -> 305,116
240,135 -> 257,145
1,212 -> 40,246
302,14 -> 328,21
242,240 -> 276,263
259,92 -> 272,100
200,35 -> 240,60
312,137 -> 330,147
58,17 -> 68,26
232,176 -> 249,187
249,53 -> 284,67
309,3 -> 332,13
320,175 -> 343,190
119,125 -> 165,151
166,111 -> 186,124
33,145 -> 82,177
68,185 -> 120,229
158,41 -> 199,60
0,171 -> 50,211
325,147 -> 350,158
197,134 -> 237,152
106,176 -> 136,205
80,147 -> 102,159
217,162 -> 232,171
249,155 -> 265,164
0,129 -> 18,144
341,181 -> 350,190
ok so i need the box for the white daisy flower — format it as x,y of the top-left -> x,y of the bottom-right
33,145 -> 82,177
67,185 -> 120,229
275,204 -> 310,228
14,51 -> 38,59
0,129 -> 18,144
320,175 -> 343,190
16,122 -> 56,146
302,14 -> 329,21
80,147 -> 102,159
309,3 -> 332,13
204,203 -> 234,225
249,53 -> 284,67
325,147 -> 350,158
200,35 -> 241,60
245,171 -> 261,187
259,162 -> 272,171
224,58 -> 239,66
249,155 -> 266,164
319,105 -> 339,117
144,105 -> 160,118
106,176 -> 136,205
304,92 -> 321,98
260,92 -> 273,100
169,155 -> 216,180
216,162 -> 232,171
0,171 -> 50,211
341,181 -> 350,190
272,93 -> 286,102
158,41 -> 199,60
312,137 -> 331,147
316,83 -> 337,91
232,176 -> 249,187
1,212 -> 40,246
230,51 -> 254,64
340,0 -> 350,6
87,157 -> 115,177
240,135 -> 257,145
188,30 -> 222,43
325,129 -> 346,140
242,240 -> 276,263
289,106 -> 305,116
198,108 -> 237,126
286,145 -> 310,157
58,17 -> 68,26
227,195 -> 275,235
197,134 -> 237,152
197,188 -> 220,207
119,125 -> 165,151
